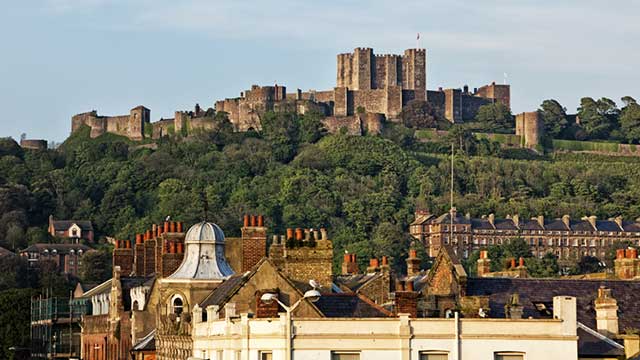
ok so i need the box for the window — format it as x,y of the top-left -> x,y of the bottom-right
172,296 -> 183,315
332,352 -> 360,360
420,352 -> 448,360
260,351 -> 273,360
495,352 -> 524,360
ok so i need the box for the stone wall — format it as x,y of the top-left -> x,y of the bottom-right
476,82 -> 511,108
322,113 -> 384,136
19,139 -> 47,150
515,111 -> 542,148
71,106 -> 148,140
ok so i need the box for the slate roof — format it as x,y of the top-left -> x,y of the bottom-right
334,273 -> 383,292
465,277 -> 640,331
410,213 -> 435,226
313,293 -> 393,318
576,324 -> 624,357
50,220 -> 93,231
494,219 -> 517,230
471,218 -> 494,230
21,243 -> 92,255
131,329 -> 156,352
596,220 -> 623,232
519,219 -> 544,230
432,213 -> 471,225
199,272 -> 251,308
465,277 -> 640,357
0,246 -> 15,258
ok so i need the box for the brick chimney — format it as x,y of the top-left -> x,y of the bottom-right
134,234 -> 144,276
615,247 -> 639,279
341,253 -> 359,275
477,250 -> 491,277
406,249 -> 421,276
256,290 -> 280,318
395,280 -> 419,317
595,286 -> 619,336
239,214 -> 267,272
367,258 -> 380,273
113,240 -> 134,276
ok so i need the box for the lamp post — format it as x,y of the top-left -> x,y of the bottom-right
260,281 -> 321,360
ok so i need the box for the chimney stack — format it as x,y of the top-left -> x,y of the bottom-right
477,250 -> 491,277
367,258 -> 380,273
406,249 -> 421,276
395,280 -> 419,317
595,286 -> 619,336
615,247 -> 639,279
342,253 -> 359,275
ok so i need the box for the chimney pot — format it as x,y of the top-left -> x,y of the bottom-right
625,248 -> 634,259
352,254 -> 356,262
257,215 -> 264,227
320,228 -> 327,240
510,258 -> 516,269
126,240 -> 131,249
382,256 -> 389,266
243,215 -> 250,227
136,234 -> 142,244
164,221 -> 170,233
295,228 -> 303,241
617,249 -> 625,259
344,254 -> 351,263
170,222 -> 176,233
406,280 -> 414,292
409,249 -> 417,259
286,228 -> 294,240
115,240 -> 120,249
395,280 -> 405,292
250,215 -> 257,227
177,222 -> 183,233
519,257 -> 525,267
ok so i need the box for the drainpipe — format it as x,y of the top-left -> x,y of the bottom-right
454,311 -> 461,360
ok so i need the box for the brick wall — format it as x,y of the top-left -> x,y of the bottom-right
144,239 -> 156,276
113,243 -> 134,277
282,239 -> 333,289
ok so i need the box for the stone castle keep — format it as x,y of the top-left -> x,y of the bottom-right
70,47 -> 540,142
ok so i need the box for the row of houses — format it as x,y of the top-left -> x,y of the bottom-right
29,215 -> 640,360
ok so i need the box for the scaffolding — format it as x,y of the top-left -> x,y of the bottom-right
31,297 -> 88,360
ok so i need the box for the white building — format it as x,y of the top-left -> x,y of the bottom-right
191,296 -> 578,360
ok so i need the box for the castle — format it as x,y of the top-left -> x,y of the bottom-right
70,47 -> 528,139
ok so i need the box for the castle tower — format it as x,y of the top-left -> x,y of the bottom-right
403,49 -> 426,100
129,106 -> 150,140
352,47 -> 374,90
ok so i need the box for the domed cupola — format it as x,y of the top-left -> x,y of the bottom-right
167,221 -> 234,281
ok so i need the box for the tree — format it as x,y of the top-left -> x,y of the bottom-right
298,111 -> 326,144
79,249 -> 112,284
0,288 -> 35,360
619,97 -> 640,143
475,103 -> 514,132
538,100 -> 568,138
577,97 -> 620,139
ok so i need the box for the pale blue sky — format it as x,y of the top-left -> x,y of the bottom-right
2,0 -> 639,142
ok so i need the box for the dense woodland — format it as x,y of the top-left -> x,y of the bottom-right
1,99 -> 640,357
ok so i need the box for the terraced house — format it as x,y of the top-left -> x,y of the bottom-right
411,208 -> 640,260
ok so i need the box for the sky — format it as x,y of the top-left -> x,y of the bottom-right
1,0 -> 639,142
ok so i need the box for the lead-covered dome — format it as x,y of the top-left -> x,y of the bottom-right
167,221 -> 234,281
184,221 -> 225,244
